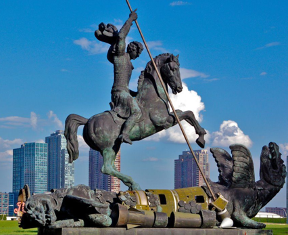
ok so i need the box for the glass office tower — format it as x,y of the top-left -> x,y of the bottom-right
13,143 -> 48,194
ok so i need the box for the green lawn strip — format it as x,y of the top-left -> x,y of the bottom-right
0,221 -> 37,235
265,223 -> 288,235
1,220 -> 288,234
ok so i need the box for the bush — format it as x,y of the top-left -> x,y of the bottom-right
0,214 -> 7,220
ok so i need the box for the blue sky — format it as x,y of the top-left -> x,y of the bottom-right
0,1 -> 287,208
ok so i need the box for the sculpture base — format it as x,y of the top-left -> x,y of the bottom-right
38,227 -> 272,235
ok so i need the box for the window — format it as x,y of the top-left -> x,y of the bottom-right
159,194 -> 167,205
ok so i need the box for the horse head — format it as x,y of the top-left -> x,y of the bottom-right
160,54 -> 182,94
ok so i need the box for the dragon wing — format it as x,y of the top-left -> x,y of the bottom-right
210,148 -> 233,187
230,144 -> 255,188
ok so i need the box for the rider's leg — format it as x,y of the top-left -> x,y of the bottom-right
119,99 -> 141,145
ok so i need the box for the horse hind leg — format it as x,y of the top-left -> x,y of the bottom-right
170,110 -> 206,148
101,147 -> 141,191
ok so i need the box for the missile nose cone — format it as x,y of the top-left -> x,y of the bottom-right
219,217 -> 234,228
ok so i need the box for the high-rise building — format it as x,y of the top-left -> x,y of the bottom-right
174,149 -> 210,189
89,149 -> 121,193
0,192 -> 9,215
0,192 -> 16,216
8,192 -> 15,216
45,130 -> 74,191
110,151 -> 121,192
13,143 -> 48,194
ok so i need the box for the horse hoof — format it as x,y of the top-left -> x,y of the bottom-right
123,138 -> 132,145
129,183 -> 142,191
196,136 -> 205,148
119,134 -> 133,145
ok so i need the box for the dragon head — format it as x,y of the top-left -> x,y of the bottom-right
260,142 -> 286,187
20,194 -> 57,228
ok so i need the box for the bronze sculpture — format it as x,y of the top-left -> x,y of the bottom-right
20,142 -> 286,229
95,10 -> 144,145
65,35 -> 206,191
16,2 -> 286,232
65,10 -> 206,191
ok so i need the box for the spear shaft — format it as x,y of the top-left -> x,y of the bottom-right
125,0 -> 216,201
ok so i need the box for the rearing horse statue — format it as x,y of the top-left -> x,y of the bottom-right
64,53 -> 206,190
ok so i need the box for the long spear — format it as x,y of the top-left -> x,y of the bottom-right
126,0 -> 216,201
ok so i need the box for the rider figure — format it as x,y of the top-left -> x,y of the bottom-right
95,10 -> 144,145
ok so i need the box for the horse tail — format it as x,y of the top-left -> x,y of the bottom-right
64,114 -> 88,163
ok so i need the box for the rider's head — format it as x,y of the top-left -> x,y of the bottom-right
127,41 -> 143,60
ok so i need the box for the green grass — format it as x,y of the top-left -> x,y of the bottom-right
265,223 -> 288,235
0,220 -> 287,234
253,217 -> 287,224
0,221 -> 37,235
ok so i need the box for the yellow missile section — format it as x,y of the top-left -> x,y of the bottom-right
126,187 -> 209,216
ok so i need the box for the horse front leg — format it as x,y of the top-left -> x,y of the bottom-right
169,110 -> 206,148
101,147 -> 142,191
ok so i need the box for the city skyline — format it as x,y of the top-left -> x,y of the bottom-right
0,1 -> 287,208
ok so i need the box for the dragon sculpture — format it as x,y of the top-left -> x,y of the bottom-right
19,142 -> 286,229
207,142 -> 286,228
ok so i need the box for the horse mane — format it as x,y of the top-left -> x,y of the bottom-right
138,53 -> 178,111
144,53 -> 172,74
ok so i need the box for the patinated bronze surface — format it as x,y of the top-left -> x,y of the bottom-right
20,142 -> 286,230
65,51 -> 206,191
207,142 -> 286,228
95,10 -> 144,145
64,11 -> 206,191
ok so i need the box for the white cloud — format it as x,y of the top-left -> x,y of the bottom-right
170,1 -> 192,6
211,120 -> 252,148
30,112 -> 38,129
48,111 -> 63,129
145,82 -> 206,144
279,143 -> 288,156
0,112 -> 37,129
134,67 -> 145,73
260,72 -> 267,76
61,69 -> 69,72
114,19 -> 123,24
0,137 -> 22,149
0,150 -> 13,162
169,83 -> 204,122
203,78 -> 219,82
180,68 -> 209,79
147,41 -> 167,53
125,36 -> 134,46
256,42 -> 281,50
142,157 -> 159,162
74,37 -> 109,55
0,137 -> 22,164
35,139 -> 45,143
265,42 -> 280,47
77,135 -> 89,151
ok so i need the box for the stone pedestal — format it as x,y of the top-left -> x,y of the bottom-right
38,227 -> 272,235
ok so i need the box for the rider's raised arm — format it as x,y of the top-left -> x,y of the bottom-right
117,10 -> 138,55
